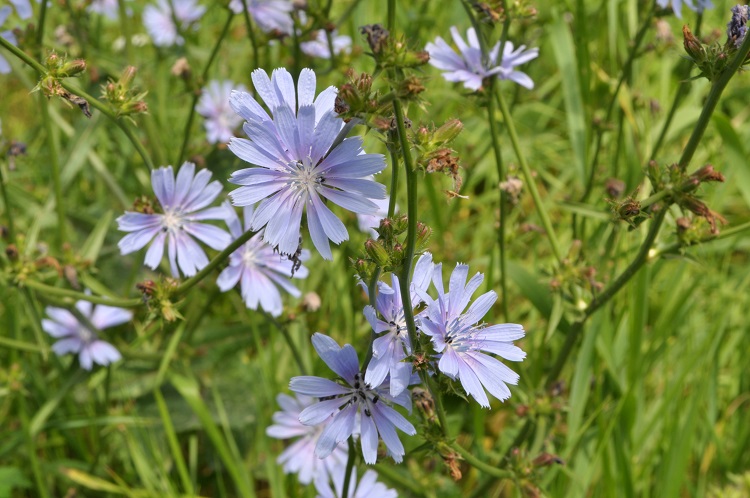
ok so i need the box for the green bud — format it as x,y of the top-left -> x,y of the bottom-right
60,59 -> 87,77
364,239 -> 390,267
433,119 -> 463,145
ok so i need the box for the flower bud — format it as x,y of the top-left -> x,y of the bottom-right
433,119 -> 463,145
415,222 -> 432,248
60,59 -> 87,76
120,65 -> 138,87
683,25 -> 705,61
364,239 -> 390,267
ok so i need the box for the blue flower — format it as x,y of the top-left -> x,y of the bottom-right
290,333 -> 416,464
117,162 -> 231,277
363,253 -> 434,397
425,26 -> 539,91
301,30 -> 352,59
227,68 -> 387,260
229,0 -> 294,35
42,297 -> 132,370
143,0 -> 205,47
658,0 -> 713,19
0,1 -> 32,74
217,202 -> 309,316
266,393 -> 348,486
197,80 -> 248,144
418,263 -> 526,408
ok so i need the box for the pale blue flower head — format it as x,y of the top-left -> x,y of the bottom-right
88,0 -> 131,20
197,80 -> 248,144
290,333 -> 416,464
117,162 -> 231,277
301,30 -> 352,59
143,0 -> 205,47
229,0 -> 294,35
42,298 -> 132,370
658,0 -> 714,19
227,68 -> 386,260
266,393 -> 348,486
217,202 -> 309,316
418,263 -> 526,408
363,252 -> 435,397
425,26 -> 538,91
0,1 -> 33,74
316,469 -> 397,498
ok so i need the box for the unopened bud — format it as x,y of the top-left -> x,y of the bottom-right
683,25 -> 705,61
45,52 -> 61,68
434,119 -> 463,144
618,199 -> 640,219
61,59 -> 86,76
5,244 -> 18,260
120,65 -> 137,87
416,222 -> 432,247
690,164 -> 725,183
364,239 -> 390,266
605,178 -> 626,198
136,279 -> 157,296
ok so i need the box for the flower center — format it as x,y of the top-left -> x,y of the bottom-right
241,244 -> 260,268
161,209 -> 184,233
288,157 -> 322,193
77,325 -> 96,344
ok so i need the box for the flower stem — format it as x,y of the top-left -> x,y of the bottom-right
387,147 -> 399,218
449,440 -> 513,480
486,78 -> 509,321
495,90 -> 564,264
0,159 -> 15,241
545,30 -> 750,386
342,438 -> 356,498
361,268 -> 382,372
21,280 -> 142,308
264,312 -> 308,376
118,0 -> 133,63
173,228 -> 258,296
0,36 -> 156,171
177,9 -> 234,165
240,0 -> 261,71
424,372 -> 450,438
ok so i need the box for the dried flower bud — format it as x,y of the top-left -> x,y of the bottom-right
727,5 -> 750,48
360,24 -> 389,54
532,453 -> 565,467
136,279 -> 157,296
5,244 -> 18,260
170,57 -> 192,79
683,25 -> 705,61
605,178 -> 626,198
690,164 -> 725,183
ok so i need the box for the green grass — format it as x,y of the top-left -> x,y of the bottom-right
2,0 -> 750,497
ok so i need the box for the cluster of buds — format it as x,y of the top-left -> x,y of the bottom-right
33,51 -> 91,116
683,7 -> 750,82
136,277 -> 182,322
549,240 -> 604,308
359,24 -> 430,70
412,119 -> 465,196
650,162 -> 727,234
352,215 -> 432,282
335,70 -> 381,122
101,66 -> 148,117
471,0 -> 538,24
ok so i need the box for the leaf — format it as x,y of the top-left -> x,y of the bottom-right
79,210 -> 114,264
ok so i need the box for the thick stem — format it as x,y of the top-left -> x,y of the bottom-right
387,148 -> 399,218
342,438 -> 356,498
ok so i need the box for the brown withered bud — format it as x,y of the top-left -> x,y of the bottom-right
35,256 -> 62,274
683,25 -> 704,61
516,404 -> 530,417
690,164 -> 725,183
549,380 -> 565,397
8,140 -> 27,157
0,226 -> 8,239
5,244 -> 18,260
136,279 -> 157,296
682,197 -> 727,234
426,148 -> 463,193
372,116 -> 391,132
360,24 -> 390,54
532,453 -> 565,467
397,76 -> 425,98
605,178 -> 626,198
443,451 -> 462,481
132,195 -> 155,214
474,2 -> 502,23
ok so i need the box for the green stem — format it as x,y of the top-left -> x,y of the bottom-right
342,438 -> 356,498
639,189 -> 670,210
265,312 -> 308,375
155,388 -> 195,494
35,0 -> 49,49
0,37 -> 155,170
18,395 -> 50,498
177,10 -> 234,165
39,95 -> 67,247
240,0 -> 261,71
173,228 -> 258,296
655,220 -> 750,257
361,269 -> 382,371
387,148 -> 399,218
545,17 -> 750,388
387,0 -> 396,30
22,280 -> 142,308
449,440 -> 513,480
424,372 -> 450,438
487,78 -> 509,321
0,159 -> 15,241
118,0 -> 133,63
496,90 -> 564,263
